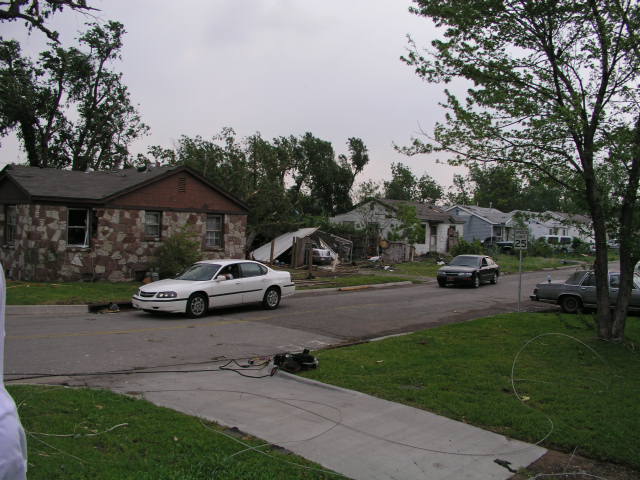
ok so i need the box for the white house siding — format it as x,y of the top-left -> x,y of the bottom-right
414,222 -> 464,255
507,212 -> 593,243
330,203 -> 400,239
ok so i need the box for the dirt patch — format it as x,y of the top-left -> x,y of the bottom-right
510,450 -> 639,480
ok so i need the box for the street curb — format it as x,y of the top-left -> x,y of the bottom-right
294,280 -> 414,297
6,304 -> 89,315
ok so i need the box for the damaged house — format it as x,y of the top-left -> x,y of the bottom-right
250,227 -> 353,267
0,165 -> 248,282
330,199 -> 464,256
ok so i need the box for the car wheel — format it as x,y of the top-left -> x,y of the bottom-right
560,296 -> 581,314
263,287 -> 281,310
437,279 -> 446,288
490,272 -> 498,285
186,293 -> 208,318
473,274 -> 480,288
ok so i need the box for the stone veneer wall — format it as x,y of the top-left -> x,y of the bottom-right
0,204 -> 247,282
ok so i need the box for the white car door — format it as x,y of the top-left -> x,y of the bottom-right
209,263 -> 243,307
239,262 -> 269,303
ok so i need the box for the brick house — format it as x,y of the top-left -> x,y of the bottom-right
0,165 -> 249,282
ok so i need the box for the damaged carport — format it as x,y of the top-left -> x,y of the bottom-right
250,227 -> 353,267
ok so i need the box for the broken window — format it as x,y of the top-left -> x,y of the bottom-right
5,205 -> 17,245
205,214 -> 223,248
145,211 -> 162,238
68,208 -> 90,247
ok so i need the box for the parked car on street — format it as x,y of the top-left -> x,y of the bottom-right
437,255 -> 500,288
482,237 -> 514,252
530,270 -> 640,313
132,259 -> 295,318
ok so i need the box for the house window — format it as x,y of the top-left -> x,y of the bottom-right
205,214 -> 223,248
145,211 -> 162,238
68,208 -> 90,247
342,220 -> 355,228
5,205 -> 17,245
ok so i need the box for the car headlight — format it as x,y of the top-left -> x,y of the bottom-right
156,291 -> 178,298
458,272 -> 472,277
437,271 -> 446,276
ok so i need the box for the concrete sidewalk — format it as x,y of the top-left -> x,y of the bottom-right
99,365 -> 546,480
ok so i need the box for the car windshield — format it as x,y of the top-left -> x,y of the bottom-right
449,256 -> 480,267
175,263 -> 221,281
565,271 -> 587,285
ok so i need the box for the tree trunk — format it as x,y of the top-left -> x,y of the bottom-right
583,166 -> 612,339
612,253 -> 635,341
612,115 -> 640,341
19,116 -> 41,167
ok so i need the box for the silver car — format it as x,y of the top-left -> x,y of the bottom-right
531,270 -> 640,313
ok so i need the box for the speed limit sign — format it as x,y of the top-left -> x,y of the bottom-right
514,229 -> 528,250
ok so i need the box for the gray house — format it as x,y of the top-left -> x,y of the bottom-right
444,205 -> 513,243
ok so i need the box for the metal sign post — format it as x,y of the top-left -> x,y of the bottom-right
514,229 -> 528,312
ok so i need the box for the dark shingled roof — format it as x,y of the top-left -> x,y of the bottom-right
378,199 -> 464,223
1,165 -> 175,201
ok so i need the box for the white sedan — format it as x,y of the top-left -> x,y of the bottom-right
132,259 -> 295,318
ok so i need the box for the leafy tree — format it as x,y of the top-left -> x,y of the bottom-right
384,162 -> 444,204
446,173 -> 472,205
467,164 -> 522,212
416,172 -> 444,204
387,203 -> 425,245
0,0 -> 96,41
403,0 -> 640,341
286,133 -> 369,216
384,162 -> 416,201
0,21 -> 148,170
354,179 -> 382,203
140,129 -> 369,248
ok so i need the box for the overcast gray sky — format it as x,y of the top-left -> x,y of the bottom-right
1,0 -> 466,189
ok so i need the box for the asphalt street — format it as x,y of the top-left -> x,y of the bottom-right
4,266 -> 572,379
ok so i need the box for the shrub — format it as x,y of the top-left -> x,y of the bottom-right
152,228 -> 201,279
528,238 -> 554,257
572,237 -> 591,254
450,238 -> 484,256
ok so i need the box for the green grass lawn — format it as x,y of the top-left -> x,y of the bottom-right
387,260 -> 441,277
6,385 -> 337,480
6,281 -> 140,305
495,254 -> 589,274
301,312 -> 640,469
296,274 -> 412,289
